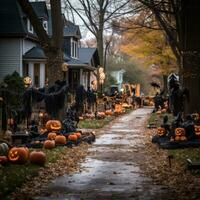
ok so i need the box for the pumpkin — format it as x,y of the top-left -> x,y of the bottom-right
157,127 -> 166,137
47,132 -> 57,140
68,134 -> 78,142
156,110 -> 162,115
30,151 -> 46,166
175,128 -> 186,137
8,147 -> 29,164
0,156 -> 8,165
105,110 -> 113,116
55,135 -> 67,145
45,120 -> 62,132
175,135 -> 187,141
40,128 -> 48,134
0,143 -> 9,156
43,140 -> 55,149
97,112 -> 106,118
195,125 -> 200,136
75,132 -> 82,139
114,104 -> 123,114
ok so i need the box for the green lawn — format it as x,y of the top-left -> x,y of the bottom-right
0,147 -> 67,198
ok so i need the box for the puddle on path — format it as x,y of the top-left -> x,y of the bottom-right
35,108 -> 177,200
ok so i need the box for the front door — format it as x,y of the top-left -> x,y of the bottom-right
69,69 -> 80,92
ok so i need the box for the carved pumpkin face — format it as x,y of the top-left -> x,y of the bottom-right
175,128 -> 186,136
195,126 -> 200,136
55,135 -> 67,145
8,147 -> 29,164
68,134 -> 78,142
157,127 -> 166,136
46,120 -> 62,132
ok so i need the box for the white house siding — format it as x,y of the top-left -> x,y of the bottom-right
0,38 -> 21,82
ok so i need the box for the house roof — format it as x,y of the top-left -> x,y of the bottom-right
0,0 -> 48,37
79,48 -> 100,68
30,1 -> 48,19
23,46 -> 47,60
63,21 -> 82,39
0,0 -> 27,36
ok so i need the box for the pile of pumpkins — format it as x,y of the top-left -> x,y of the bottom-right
114,104 -> 124,115
42,120 -> 82,149
0,142 -> 46,166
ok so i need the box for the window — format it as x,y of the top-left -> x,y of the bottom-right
27,19 -> 33,33
71,38 -> 78,58
43,20 -> 48,33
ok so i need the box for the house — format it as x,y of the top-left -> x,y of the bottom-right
111,69 -> 126,92
0,0 -> 100,91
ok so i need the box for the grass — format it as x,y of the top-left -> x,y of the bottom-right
148,112 -> 174,126
168,148 -> 200,175
78,116 -> 116,129
0,147 -> 67,198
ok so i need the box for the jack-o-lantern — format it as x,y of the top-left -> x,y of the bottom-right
175,128 -> 186,137
8,147 -> 29,164
55,135 -> 67,145
43,140 -> 55,149
75,132 -> 82,139
68,134 -> 78,142
30,151 -> 46,166
157,127 -> 166,137
195,125 -> 200,136
47,132 -> 57,140
46,120 -> 62,132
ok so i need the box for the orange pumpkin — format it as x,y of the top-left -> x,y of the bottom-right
8,147 -> 29,164
175,128 -> 186,137
43,140 -> 55,149
105,110 -> 113,116
55,135 -> 67,145
47,132 -> 57,140
75,132 -> 82,139
68,134 -> 78,141
114,104 -> 123,114
46,120 -> 62,132
30,151 -> 46,166
195,125 -> 200,136
157,127 -> 166,136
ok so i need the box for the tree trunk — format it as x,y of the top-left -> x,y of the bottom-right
181,51 -> 200,114
162,74 -> 168,98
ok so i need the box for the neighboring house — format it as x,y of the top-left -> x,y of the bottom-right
111,69 -> 126,91
0,0 -> 100,91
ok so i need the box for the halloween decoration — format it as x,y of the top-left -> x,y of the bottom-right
195,125 -> 200,136
43,140 -> 55,149
8,147 -> 29,164
47,132 -> 57,140
46,120 -> 62,132
55,135 -> 67,145
157,127 -> 166,137
30,151 -> 46,166
0,143 -> 9,156
114,104 -> 123,114
0,156 -> 8,166
75,132 -> 82,139
105,110 -> 112,116
175,128 -> 187,141
97,112 -> 106,119
68,134 -> 78,142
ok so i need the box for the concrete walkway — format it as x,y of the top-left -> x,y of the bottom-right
35,108 -> 176,200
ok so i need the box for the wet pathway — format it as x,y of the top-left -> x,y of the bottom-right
35,108 -> 176,200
